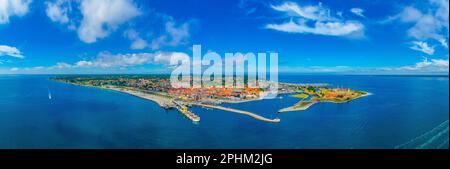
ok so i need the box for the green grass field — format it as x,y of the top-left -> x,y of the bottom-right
290,93 -> 309,99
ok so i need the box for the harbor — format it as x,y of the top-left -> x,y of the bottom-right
86,85 -> 278,123
173,101 -> 200,122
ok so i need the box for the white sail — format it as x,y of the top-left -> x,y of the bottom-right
48,89 -> 52,100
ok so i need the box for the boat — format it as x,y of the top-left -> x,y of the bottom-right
48,89 -> 52,100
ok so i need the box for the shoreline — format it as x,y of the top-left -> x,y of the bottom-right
278,101 -> 316,113
52,80 -> 276,123
278,92 -> 371,112
196,103 -> 280,123
315,92 -> 372,104
51,78 -> 370,122
51,80 -> 202,122
105,86 -> 175,108
55,81 -> 175,108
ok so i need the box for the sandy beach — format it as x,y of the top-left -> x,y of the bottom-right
105,86 -> 175,108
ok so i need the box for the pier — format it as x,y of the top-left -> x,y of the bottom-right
278,101 -> 316,112
173,101 -> 200,122
196,103 -> 280,123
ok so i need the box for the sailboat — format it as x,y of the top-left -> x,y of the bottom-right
48,89 -> 52,100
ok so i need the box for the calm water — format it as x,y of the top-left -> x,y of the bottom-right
0,75 -> 448,149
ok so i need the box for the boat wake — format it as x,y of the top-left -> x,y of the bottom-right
395,120 -> 449,149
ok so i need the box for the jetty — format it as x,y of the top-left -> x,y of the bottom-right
278,101 -> 316,112
196,103 -> 280,123
108,87 -> 200,122
173,101 -> 200,122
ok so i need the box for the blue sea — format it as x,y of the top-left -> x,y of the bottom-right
0,75 -> 448,149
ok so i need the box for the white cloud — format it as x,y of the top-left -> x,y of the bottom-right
151,19 -> 192,49
350,8 -> 365,18
45,0 -> 142,43
44,0 -> 193,47
266,2 -> 364,37
278,55 -> 449,74
431,58 -> 449,67
266,19 -> 363,36
0,45 -> 24,58
77,0 -> 141,43
279,66 -> 354,73
131,38 -> 148,50
407,14 -> 444,43
410,41 -> 435,55
124,29 -> 148,50
51,51 -> 189,69
271,2 -> 336,21
390,57 -> 449,72
53,62 -> 72,69
75,52 -> 153,68
10,67 -> 18,71
45,0 -> 71,24
30,66 -> 44,70
0,0 -> 31,24
390,1 -> 449,48
397,6 -> 423,22
153,51 -> 190,65
279,58 -> 449,74
407,58 -> 448,70
438,38 -> 448,48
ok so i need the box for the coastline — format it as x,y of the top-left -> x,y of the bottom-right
52,79 -> 277,123
278,92 -> 372,112
315,92 -> 372,104
53,80 -> 175,107
106,86 -> 175,108
278,101 -> 316,113
196,103 -> 280,123
51,78 -> 370,123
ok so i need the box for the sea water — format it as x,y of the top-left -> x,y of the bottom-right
0,75 -> 448,149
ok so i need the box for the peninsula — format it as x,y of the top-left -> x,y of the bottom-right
278,84 -> 370,112
50,75 -> 369,122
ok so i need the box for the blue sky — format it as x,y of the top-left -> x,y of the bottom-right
0,0 -> 448,74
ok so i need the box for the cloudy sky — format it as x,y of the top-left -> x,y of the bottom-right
0,0 -> 448,74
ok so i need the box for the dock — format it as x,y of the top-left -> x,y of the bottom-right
173,101 -> 200,122
196,103 -> 280,123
